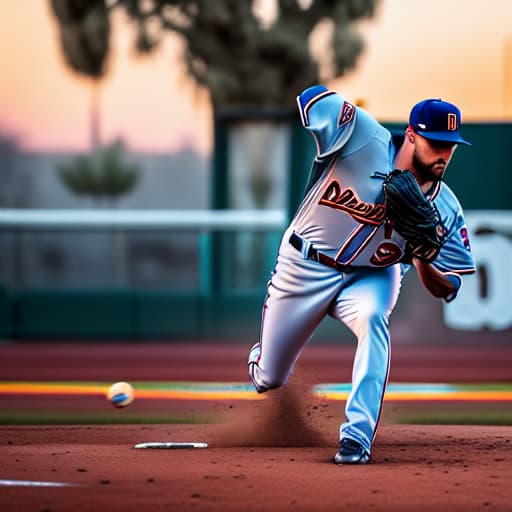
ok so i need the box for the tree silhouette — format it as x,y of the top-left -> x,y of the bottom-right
57,139 -> 140,205
50,0 -> 110,147
49,0 -> 377,110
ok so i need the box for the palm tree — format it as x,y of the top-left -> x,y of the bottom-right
50,0 -> 110,148
56,139 -> 140,285
57,139 -> 140,206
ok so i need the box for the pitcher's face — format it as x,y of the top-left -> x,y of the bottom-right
412,133 -> 457,181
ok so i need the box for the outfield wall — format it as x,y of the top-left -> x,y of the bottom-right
0,122 -> 511,343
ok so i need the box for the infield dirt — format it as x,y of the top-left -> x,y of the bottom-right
1,421 -> 512,511
1,342 -> 512,511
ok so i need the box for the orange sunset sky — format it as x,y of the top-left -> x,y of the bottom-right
1,0 -> 511,155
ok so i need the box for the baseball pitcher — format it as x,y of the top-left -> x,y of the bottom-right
248,85 -> 475,464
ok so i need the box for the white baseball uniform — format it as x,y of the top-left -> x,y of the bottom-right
248,85 -> 475,453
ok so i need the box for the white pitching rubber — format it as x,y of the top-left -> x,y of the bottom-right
134,442 -> 208,449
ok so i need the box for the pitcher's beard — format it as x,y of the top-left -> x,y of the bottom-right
412,154 -> 445,183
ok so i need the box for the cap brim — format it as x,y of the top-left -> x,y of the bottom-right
417,130 -> 471,146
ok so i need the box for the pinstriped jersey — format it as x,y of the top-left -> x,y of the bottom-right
292,85 -> 475,280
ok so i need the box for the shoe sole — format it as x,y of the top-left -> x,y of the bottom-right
332,453 -> 370,465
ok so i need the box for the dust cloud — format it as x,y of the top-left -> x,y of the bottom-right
211,369 -> 340,448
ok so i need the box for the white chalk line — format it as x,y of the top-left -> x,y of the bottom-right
0,479 -> 86,487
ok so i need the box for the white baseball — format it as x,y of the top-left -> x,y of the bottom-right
107,381 -> 134,408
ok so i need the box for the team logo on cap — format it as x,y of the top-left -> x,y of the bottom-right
447,113 -> 457,131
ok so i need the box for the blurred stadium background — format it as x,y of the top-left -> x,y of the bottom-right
0,0 -> 511,347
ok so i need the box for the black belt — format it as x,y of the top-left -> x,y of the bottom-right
289,233 -> 357,273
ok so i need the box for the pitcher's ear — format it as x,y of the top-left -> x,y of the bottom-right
405,125 -> 415,143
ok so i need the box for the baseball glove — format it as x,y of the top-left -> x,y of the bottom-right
382,170 -> 446,263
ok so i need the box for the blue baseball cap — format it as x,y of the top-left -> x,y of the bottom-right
409,98 -> 471,145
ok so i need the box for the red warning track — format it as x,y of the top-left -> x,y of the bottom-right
1,342 -> 511,382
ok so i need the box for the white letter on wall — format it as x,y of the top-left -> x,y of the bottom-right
444,212 -> 512,330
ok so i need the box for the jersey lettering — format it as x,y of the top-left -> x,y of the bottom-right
319,180 -> 386,225
336,224 -> 379,264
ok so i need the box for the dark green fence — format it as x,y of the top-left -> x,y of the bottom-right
5,290 -> 264,341
384,122 -> 512,210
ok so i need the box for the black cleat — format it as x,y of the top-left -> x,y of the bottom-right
333,438 -> 370,465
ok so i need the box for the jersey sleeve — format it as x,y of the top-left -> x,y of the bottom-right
432,212 -> 476,302
296,85 -> 356,159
